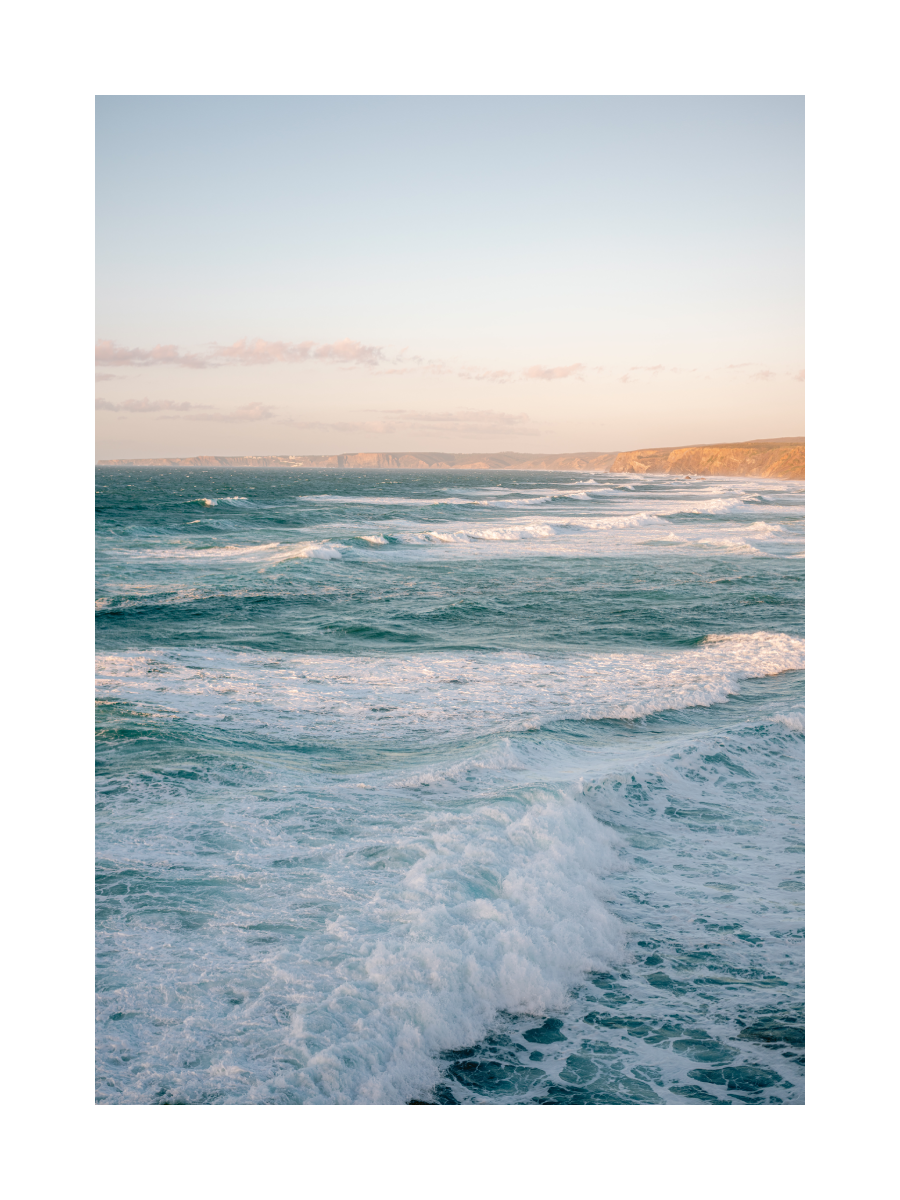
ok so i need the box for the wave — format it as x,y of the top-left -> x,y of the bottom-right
95,632 -> 805,744
296,490 -> 601,510
121,541 -> 344,563
95,778 -> 626,1104
555,512 -> 663,531
193,496 -> 251,508
404,524 -> 554,545
382,512 -> 664,548
771,710 -> 805,732
474,495 -> 557,508
95,679 -> 804,1105
297,494 -> 478,507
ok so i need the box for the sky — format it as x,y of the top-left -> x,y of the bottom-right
95,96 -> 804,458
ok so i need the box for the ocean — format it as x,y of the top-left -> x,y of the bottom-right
95,467 -> 804,1105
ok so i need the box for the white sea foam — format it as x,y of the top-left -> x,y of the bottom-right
122,541 -> 344,563
95,632 -> 805,744
288,543 -> 344,560
556,511 -> 663,530
475,495 -> 556,507
679,497 -> 749,515
771,710 -> 805,732
293,790 -> 625,1102
96,779 -> 626,1104
192,496 -> 251,508
298,494 -> 478,506
96,469 -> 805,1106
408,524 -> 555,544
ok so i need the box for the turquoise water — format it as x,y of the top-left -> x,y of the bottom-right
96,468 -> 804,1104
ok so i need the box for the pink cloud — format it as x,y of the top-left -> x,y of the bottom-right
522,363 -> 585,381
97,336 -> 387,371
214,338 -> 384,368
96,396 -> 277,422
373,408 -> 530,426
314,338 -> 384,366
192,402 -> 278,422
749,370 -> 776,382
95,397 -> 207,412
458,368 -> 516,384
95,336 -> 597,387
792,369 -> 805,382
213,338 -> 315,365
95,340 -> 210,369
280,408 -> 539,436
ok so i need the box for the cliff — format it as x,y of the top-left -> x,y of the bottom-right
609,438 -> 804,480
96,438 -> 803,479
96,451 -> 620,471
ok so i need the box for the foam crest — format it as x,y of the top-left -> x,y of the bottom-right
191,496 -> 251,508
96,632 -> 805,743
771,710 -> 805,732
475,495 -> 555,507
297,494 -> 477,507
409,524 -> 554,544
557,511 -> 663,530
284,543 -> 344,560
680,497 -> 748,515
294,791 -> 625,1102
120,539 -> 346,564
95,781 -> 626,1105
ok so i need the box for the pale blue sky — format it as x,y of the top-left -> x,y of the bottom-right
96,96 -> 804,457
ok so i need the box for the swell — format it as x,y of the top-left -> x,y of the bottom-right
95,632 -> 804,746
96,690 -> 803,1105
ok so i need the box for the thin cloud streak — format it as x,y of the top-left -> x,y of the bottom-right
110,403 -> 541,437
191,402 -> 279,422
95,338 -> 594,385
618,364 -> 700,383
214,337 -> 384,367
372,408 -> 530,426
95,340 -> 211,370
523,363 -> 585,381
95,397 -> 209,412
96,398 -> 276,422
95,338 -> 794,396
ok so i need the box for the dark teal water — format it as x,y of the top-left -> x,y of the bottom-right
96,467 -> 804,1104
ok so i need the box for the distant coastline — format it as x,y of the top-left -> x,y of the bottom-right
97,436 -> 804,480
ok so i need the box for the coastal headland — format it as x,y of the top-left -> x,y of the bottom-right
98,436 -> 804,479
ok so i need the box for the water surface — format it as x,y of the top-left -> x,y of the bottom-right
96,468 -> 804,1104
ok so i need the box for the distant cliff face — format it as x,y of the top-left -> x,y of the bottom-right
95,451 -> 620,471
96,439 -> 803,478
610,438 -> 804,480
